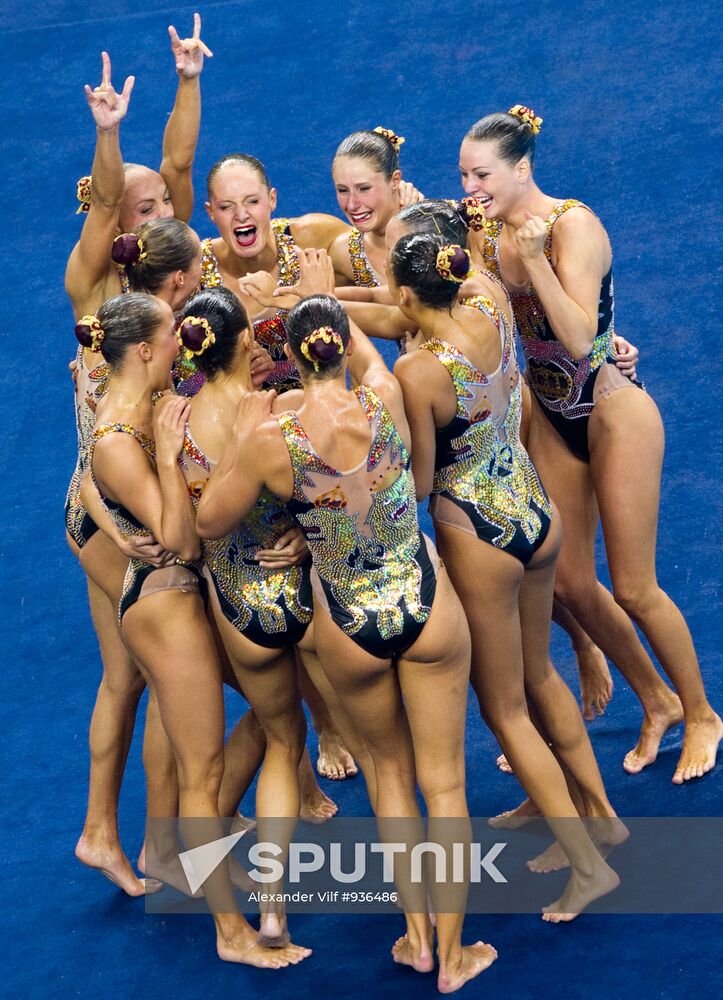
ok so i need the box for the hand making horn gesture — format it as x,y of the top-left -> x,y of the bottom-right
514,211 -> 548,261
83,51 -> 135,131
168,12 -> 213,79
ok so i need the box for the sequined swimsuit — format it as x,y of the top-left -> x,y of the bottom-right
347,227 -> 382,288
481,199 -> 643,461
277,385 -> 438,659
421,296 -> 552,564
65,344 -> 110,547
90,423 -> 203,622
200,218 -> 302,393
179,426 -> 312,647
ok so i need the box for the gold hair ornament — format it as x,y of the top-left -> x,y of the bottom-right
508,105 -> 543,135
177,315 -> 216,357
373,126 -> 405,154
300,326 -> 344,372
77,315 -> 105,351
76,175 -> 92,214
435,245 -> 471,283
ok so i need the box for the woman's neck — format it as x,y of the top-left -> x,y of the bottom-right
216,229 -> 278,278
104,371 -> 156,421
502,182 -> 557,232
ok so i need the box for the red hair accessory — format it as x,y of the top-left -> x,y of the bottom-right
436,245 -> 471,283
507,105 -> 543,135
112,233 -> 148,267
457,197 -> 489,232
373,126 -> 405,155
176,316 -> 216,357
75,315 -> 105,351
300,326 -> 344,372
76,175 -> 92,214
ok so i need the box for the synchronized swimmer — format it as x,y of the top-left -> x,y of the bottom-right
63,13 -> 721,993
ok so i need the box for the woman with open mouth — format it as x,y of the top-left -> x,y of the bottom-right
459,105 -> 721,783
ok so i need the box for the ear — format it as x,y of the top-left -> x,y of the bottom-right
515,157 -> 531,183
398,285 -> 412,309
174,269 -> 185,288
139,341 -> 153,363
346,334 -> 354,358
390,169 -> 402,191
241,326 -> 253,351
204,200 -> 215,222
283,342 -> 292,360
268,187 -> 278,213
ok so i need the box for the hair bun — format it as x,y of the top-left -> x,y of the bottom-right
436,244 -> 471,283
76,175 -> 92,214
176,316 -> 216,357
75,315 -> 105,351
457,197 -> 489,232
507,104 -> 543,135
112,233 -> 147,267
300,326 -> 344,372
373,126 -> 405,154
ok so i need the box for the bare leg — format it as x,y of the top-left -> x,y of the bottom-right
124,591 -> 310,968
437,520 -> 619,922
297,652 -> 357,780
589,390 -> 722,782
527,397 -> 683,772
553,599 -> 613,720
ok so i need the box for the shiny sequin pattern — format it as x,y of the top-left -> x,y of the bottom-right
347,228 -> 381,287
277,386 -> 435,652
200,219 -> 301,392
179,429 -> 312,641
480,200 -> 617,422
421,296 -> 552,562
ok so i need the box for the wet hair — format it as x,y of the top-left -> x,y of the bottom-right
94,293 -> 165,370
179,287 -> 250,379
286,295 -> 351,380
334,130 -> 401,180
206,154 -> 271,198
397,199 -> 469,246
390,233 -> 470,310
112,219 -> 198,294
465,111 -> 538,166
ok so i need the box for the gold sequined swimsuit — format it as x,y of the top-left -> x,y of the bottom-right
65,345 -> 110,548
347,227 -> 381,288
421,296 -> 552,564
481,199 -> 642,461
277,385 -> 439,659
90,423 -> 203,621
200,218 -> 301,392
179,426 -> 312,647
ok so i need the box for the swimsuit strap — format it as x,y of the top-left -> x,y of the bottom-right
200,237 -> 224,288
271,218 -> 300,288
180,426 -> 211,473
348,227 -> 381,287
92,422 -> 156,460
418,339 -> 488,419
459,294 -> 501,329
543,199 -> 596,258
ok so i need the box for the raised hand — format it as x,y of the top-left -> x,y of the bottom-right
515,212 -> 547,261
153,395 -> 191,464
84,51 -> 135,132
397,180 -> 425,208
168,12 -> 213,80
250,345 -> 275,388
273,248 -> 335,299
237,271 -> 278,308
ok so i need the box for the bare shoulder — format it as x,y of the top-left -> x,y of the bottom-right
395,347 -> 446,393
291,213 -> 350,249
554,203 -> 609,248
271,389 -> 304,413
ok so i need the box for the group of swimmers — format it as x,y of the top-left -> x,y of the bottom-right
63,14 -> 722,993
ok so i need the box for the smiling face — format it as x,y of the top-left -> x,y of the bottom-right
119,166 -> 174,231
333,155 -> 400,234
205,162 -> 277,259
458,138 -> 530,221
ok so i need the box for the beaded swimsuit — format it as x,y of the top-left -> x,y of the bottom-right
347,227 -> 381,287
277,385 -> 438,659
481,199 -> 641,461
179,426 -> 312,647
200,218 -> 301,392
420,296 -> 551,564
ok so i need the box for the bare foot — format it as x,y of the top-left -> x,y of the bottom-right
300,788 -> 338,824
317,731 -> 358,780
623,694 -> 684,774
257,912 -> 291,948
489,797 -> 540,829
75,835 -> 162,896
138,841 -> 201,896
495,753 -> 513,775
577,644 -> 614,720
391,934 -> 435,973
438,942 -> 498,994
528,818 -> 629,873
217,926 -> 311,967
672,714 -> 723,784
541,861 -> 619,923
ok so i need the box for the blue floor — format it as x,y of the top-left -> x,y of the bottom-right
2,1 -> 722,997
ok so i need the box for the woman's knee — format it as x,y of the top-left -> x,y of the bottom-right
177,748 -> 225,795
612,578 -> 662,622
99,668 -> 145,702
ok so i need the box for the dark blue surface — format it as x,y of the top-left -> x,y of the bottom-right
2,1 -> 721,996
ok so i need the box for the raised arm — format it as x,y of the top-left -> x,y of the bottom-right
160,12 -> 213,223
196,391 -> 278,539
65,52 -> 134,316
291,213 -> 351,253
344,300 -> 411,341
515,209 -> 609,360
